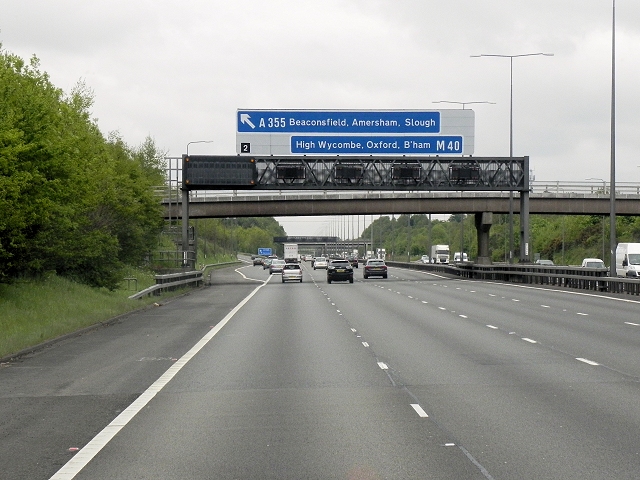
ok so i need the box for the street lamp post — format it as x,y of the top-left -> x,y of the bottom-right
432,100 -> 495,110
610,0 -> 617,277
434,101 -> 495,262
471,52 -> 553,263
186,140 -> 214,156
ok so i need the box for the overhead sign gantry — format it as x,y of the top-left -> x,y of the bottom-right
182,155 -> 527,192
236,109 -> 475,156
177,108 -> 528,267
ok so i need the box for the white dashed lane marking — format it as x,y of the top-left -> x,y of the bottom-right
410,404 -> 429,418
576,358 -> 600,366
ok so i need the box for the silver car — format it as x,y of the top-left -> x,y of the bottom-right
282,263 -> 303,283
269,259 -> 286,274
313,257 -> 328,269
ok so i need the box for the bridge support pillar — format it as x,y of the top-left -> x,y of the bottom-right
475,212 -> 493,265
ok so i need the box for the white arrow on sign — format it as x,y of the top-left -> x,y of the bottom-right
240,113 -> 255,129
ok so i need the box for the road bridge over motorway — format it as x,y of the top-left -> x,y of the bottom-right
163,185 -> 640,218
165,154 -> 638,266
163,183 -> 640,267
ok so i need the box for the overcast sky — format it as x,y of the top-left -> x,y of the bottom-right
2,1 -> 638,236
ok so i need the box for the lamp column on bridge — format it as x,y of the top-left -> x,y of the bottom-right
434,100 -> 495,264
587,178 -> 607,260
471,52 -> 553,263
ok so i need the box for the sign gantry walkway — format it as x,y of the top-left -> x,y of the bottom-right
182,155 -> 529,192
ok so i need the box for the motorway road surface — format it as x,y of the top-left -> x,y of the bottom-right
1,260 -> 639,479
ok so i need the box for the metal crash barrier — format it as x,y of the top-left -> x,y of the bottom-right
128,271 -> 203,299
387,261 -> 640,296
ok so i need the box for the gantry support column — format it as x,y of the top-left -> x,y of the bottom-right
475,212 -> 493,265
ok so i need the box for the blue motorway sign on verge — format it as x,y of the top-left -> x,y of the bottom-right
258,248 -> 272,256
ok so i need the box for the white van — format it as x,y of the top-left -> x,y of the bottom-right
615,243 -> 640,277
453,252 -> 468,262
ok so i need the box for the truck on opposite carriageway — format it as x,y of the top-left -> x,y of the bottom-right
430,245 -> 450,264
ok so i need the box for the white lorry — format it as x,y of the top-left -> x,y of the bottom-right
615,243 -> 640,277
430,245 -> 450,264
283,243 -> 299,263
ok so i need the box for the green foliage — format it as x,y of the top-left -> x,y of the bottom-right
0,47 -> 165,288
361,213 -> 640,265
194,217 -> 286,257
0,270 -> 177,358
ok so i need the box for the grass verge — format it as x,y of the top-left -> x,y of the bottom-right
0,270 -> 186,359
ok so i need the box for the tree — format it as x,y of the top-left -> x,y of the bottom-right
0,47 -> 166,288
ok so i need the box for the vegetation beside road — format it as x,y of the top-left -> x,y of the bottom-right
0,269 -> 168,359
364,213 -> 640,265
0,255 -> 249,359
1,46 -> 166,290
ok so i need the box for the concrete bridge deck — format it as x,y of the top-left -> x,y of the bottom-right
162,183 -> 640,219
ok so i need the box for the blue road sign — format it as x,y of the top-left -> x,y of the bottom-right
258,248 -> 272,256
237,110 -> 440,134
290,135 -> 463,154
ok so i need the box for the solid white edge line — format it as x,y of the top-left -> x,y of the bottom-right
234,267 -> 264,282
49,276 -> 272,480
410,404 -> 429,417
